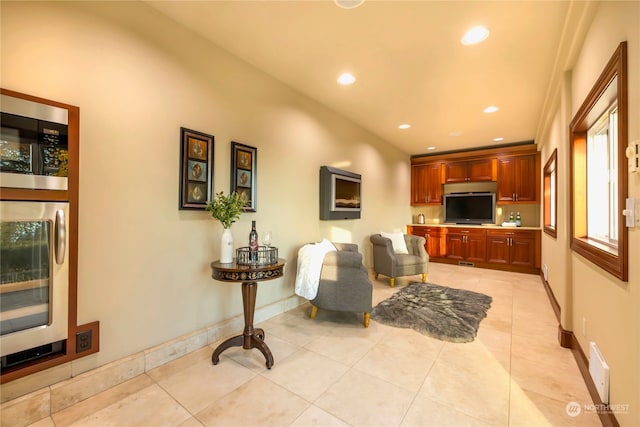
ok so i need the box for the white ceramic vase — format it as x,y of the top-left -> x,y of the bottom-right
220,228 -> 233,263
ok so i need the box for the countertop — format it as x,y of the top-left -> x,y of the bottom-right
408,223 -> 542,231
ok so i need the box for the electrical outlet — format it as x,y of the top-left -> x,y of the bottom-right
76,330 -> 92,353
582,317 -> 587,337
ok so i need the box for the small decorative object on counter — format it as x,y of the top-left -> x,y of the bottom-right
509,212 -> 514,222
236,246 -> 279,266
516,212 -> 522,227
418,213 -> 425,224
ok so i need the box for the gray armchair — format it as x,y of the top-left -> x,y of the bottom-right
370,234 -> 428,288
309,242 -> 373,327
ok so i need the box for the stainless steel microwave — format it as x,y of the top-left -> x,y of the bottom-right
0,94 -> 69,191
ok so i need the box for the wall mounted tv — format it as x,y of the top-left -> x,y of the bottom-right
444,192 -> 496,225
319,166 -> 361,220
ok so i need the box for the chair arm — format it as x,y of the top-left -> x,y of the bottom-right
404,235 -> 429,262
332,242 -> 358,253
370,234 -> 395,259
322,250 -> 363,268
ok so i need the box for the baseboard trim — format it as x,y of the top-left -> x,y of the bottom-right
539,270 -> 561,322
539,274 -> 620,427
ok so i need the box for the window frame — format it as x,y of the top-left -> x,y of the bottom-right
569,41 -> 628,281
543,149 -> 558,238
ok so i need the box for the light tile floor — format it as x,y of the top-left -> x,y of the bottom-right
28,263 -> 601,426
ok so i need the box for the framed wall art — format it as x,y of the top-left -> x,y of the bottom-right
230,141 -> 257,212
179,127 -> 213,210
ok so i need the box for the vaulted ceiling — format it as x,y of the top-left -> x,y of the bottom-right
147,1 -> 593,156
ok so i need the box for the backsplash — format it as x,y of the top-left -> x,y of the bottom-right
411,203 -> 540,227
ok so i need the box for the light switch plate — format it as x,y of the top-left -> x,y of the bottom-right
623,198 -> 637,227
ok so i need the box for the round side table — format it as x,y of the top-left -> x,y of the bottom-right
210,258 -> 286,369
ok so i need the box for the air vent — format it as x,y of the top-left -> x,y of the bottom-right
589,341 -> 610,404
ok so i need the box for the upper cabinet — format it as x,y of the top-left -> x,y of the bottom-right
411,162 -> 443,205
411,143 -> 540,207
444,158 -> 495,183
496,153 -> 540,203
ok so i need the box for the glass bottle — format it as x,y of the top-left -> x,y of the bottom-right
249,221 -> 259,261
509,212 -> 514,222
516,212 -> 522,227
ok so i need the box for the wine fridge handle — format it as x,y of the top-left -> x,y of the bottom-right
55,209 -> 66,264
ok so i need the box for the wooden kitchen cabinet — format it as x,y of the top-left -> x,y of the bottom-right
445,228 -> 486,263
411,162 -> 443,205
408,225 -> 444,258
496,154 -> 539,203
486,229 -> 537,268
408,224 -> 541,274
444,158 -> 495,183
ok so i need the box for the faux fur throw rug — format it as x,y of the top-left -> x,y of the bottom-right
371,282 -> 493,343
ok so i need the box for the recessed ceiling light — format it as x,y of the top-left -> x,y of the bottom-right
483,105 -> 499,114
398,124 -> 411,129
449,131 -> 463,137
337,72 -> 356,85
427,146 -> 437,151
335,0 -> 365,9
493,137 -> 504,142
461,26 -> 490,45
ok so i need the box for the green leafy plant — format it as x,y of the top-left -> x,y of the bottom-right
206,191 -> 245,229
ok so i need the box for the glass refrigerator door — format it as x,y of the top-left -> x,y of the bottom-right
0,219 -> 52,336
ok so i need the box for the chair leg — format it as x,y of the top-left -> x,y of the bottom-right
310,305 -> 318,320
363,312 -> 370,328
421,273 -> 427,283
390,277 -> 395,288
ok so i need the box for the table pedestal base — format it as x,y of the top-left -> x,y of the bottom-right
211,281 -> 274,369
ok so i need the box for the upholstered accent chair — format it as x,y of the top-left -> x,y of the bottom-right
309,242 -> 373,327
370,233 -> 428,288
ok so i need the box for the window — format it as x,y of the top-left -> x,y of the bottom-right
543,149 -> 557,237
587,104 -> 618,247
570,42 -> 628,281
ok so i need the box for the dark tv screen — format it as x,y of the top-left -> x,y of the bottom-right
444,193 -> 495,225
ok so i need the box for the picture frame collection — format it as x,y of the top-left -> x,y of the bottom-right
178,127 -> 257,212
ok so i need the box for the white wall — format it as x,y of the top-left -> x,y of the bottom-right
539,2 -> 640,425
1,1 -> 411,369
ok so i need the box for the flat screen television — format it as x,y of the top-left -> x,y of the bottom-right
444,192 -> 496,225
319,166 -> 361,220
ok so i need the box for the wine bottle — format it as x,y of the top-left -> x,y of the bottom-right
509,212 -> 514,222
249,221 -> 259,261
516,212 -> 522,227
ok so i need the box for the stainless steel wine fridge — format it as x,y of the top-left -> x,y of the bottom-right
0,201 -> 69,368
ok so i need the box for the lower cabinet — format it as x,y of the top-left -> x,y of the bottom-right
486,229 -> 536,268
407,225 -> 540,274
408,226 -> 444,258
445,228 -> 486,263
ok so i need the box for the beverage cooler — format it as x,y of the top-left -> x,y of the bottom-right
0,201 -> 69,368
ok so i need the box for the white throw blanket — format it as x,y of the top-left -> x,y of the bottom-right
294,239 -> 336,300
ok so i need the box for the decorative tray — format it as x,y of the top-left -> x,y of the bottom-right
236,246 -> 278,266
